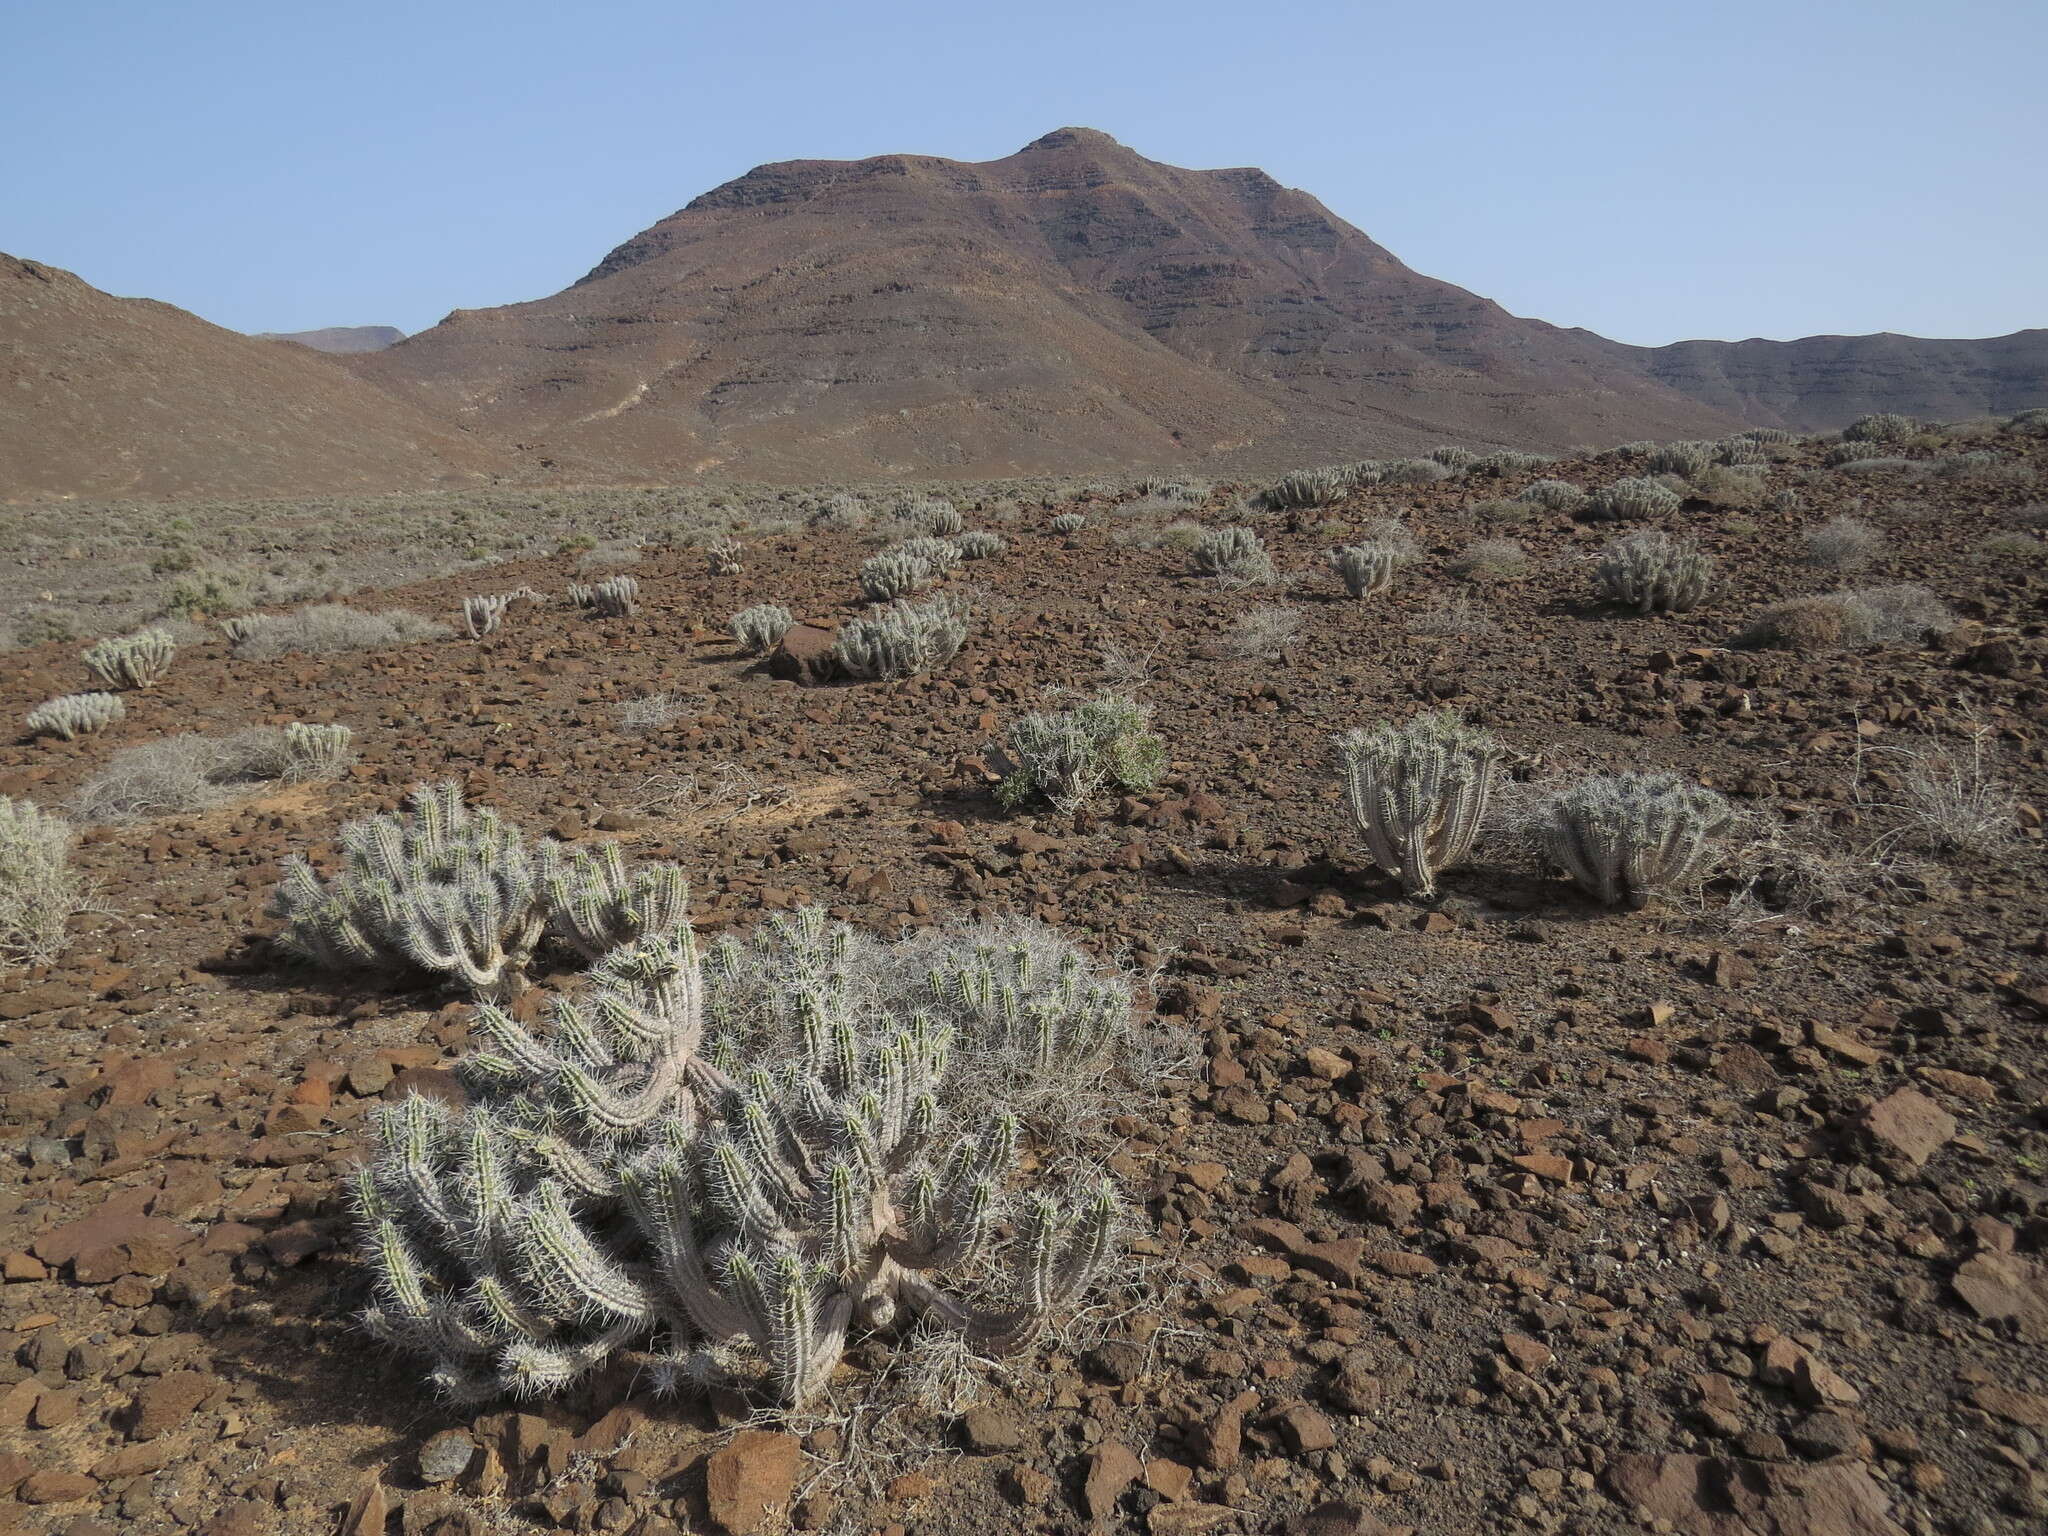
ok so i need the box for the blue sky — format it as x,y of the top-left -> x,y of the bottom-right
4,0 -> 2041,346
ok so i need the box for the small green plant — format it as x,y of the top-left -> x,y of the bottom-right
82,627 -> 176,690
731,604 -> 794,655
1193,526 -> 1277,587
1595,530 -> 1715,613
1976,531 -> 2047,561
997,692 -> 1166,811
0,796 -> 82,969
1534,773 -> 1733,907
832,594 -> 971,681
1581,477 -> 1683,522
25,692 -> 125,741
1334,710 -> 1504,899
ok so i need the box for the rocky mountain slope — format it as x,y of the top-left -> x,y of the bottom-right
0,257 -> 518,501
252,325 -> 405,354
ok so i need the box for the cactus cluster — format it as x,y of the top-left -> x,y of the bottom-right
277,723 -> 356,782
219,616 -> 259,646
82,628 -> 175,690
1842,412 -> 1916,444
25,692 -> 125,741
1049,513 -> 1088,536
895,536 -> 963,575
464,594 -> 511,638
1643,440 -> 1717,478
1595,530 -> 1716,613
1580,476 -> 1683,522
1378,457 -> 1451,486
570,577 -> 639,617
996,692 -> 1166,812
1468,450 -> 1554,479
1534,772 -> 1732,908
353,906 -> 1132,1407
1329,542 -> 1399,599
910,499 -> 965,535
831,595 -> 970,681
731,604 -> 795,656
1515,478 -> 1587,512
706,537 -> 744,576
955,531 -> 1005,559
859,550 -> 934,603
1429,446 -> 1481,472
1335,711 -> 1504,899
271,784 -> 688,1000
1192,526 -> 1276,587
1264,468 -> 1350,509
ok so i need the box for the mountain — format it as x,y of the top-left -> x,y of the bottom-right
255,324 -> 406,354
1635,330 -> 2048,428
0,256 -> 520,501
356,128 -> 1749,481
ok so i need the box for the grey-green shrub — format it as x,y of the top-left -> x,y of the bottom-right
859,550 -> 934,602
1595,530 -> 1715,613
1379,458 -> 1451,486
83,627 -> 175,690
69,723 -> 348,824
907,497 -> 964,535
997,692 -> 1166,811
1804,515 -> 1882,571
1223,604 -> 1303,661
1535,773 -> 1733,908
955,531 -> 1006,559
1265,467 -> 1350,509
1050,513 -> 1088,536
1644,441 -> 1717,477
1454,539 -> 1530,581
26,692 -> 125,741
278,722 -> 355,782
832,594 -> 971,681
0,796 -> 81,969
352,907 -> 1129,1407
1515,479 -> 1586,513
1429,446 -> 1480,473
731,604 -> 794,656
1330,542 -> 1399,598
1843,412 -> 1916,444
1334,710 -> 1504,899
896,536 -> 963,574
1469,450 -> 1554,478
1581,476 -> 1683,522
235,605 -> 452,656
1738,584 -> 1954,652
1193,526 -> 1276,587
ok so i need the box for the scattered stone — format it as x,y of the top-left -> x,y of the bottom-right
1083,1441 -> 1142,1520
1858,1089 -> 1955,1169
418,1428 -> 479,1484
704,1430 -> 802,1536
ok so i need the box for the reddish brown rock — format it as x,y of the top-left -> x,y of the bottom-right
704,1430 -> 801,1535
128,1371 -> 212,1439
1858,1088 -> 1955,1168
1082,1441 -> 1142,1520
768,624 -> 838,686
1606,1453 -> 1904,1536
1952,1252 -> 2048,1341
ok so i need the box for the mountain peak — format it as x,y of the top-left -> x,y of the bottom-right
1017,126 -> 1130,155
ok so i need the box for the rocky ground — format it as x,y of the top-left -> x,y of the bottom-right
2,429 -> 2046,1536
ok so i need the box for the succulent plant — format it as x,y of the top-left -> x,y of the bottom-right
278,722 -> 356,782
1468,450 -> 1554,479
894,536 -> 962,574
1580,476 -> 1683,522
831,595 -> 970,681
25,692 -> 125,741
1050,513 -> 1088,536
731,604 -> 794,656
464,594 -> 511,638
353,909 -> 1131,1408
1192,526 -> 1276,587
1595,530 -> 1716,613
997,693 -> 1166,812
538,840 -> 691,963
1263,468 -> 1349,510
859,551 -> 934,603
1842,412 -> 1916,444
1429,446 -> 1480,472
1643,440 -> 1717,478
955,531 -> 1005,559
1334,710 -> 1504,899
1535,772 -> 1733,908
570,576 -> 639,617
909,499 -> 964,535
82,628 -> 176,690
706,537 -> 744,576
0,794 -> 80,969
1330,542 -> 1399,599
1515,478 -> 1586,512
220,616 -> 260,646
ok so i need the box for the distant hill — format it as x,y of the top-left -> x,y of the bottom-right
7,128 -> 2044,499
255,324 -> 406,354
0,255 -> 520,500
